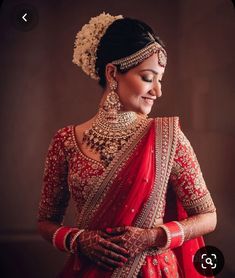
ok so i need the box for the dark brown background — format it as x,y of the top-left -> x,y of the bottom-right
0,0 -> 234,277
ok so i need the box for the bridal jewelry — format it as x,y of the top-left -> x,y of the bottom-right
102,80 -> 122,122
82,109 -> 146,166
112,41 -> 167,69
82,83 -> 147,166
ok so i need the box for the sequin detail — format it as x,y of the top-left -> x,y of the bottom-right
169,129 -> 216,215
38,126 -> 104,223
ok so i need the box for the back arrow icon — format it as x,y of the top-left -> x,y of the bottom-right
22,13 -> 27,22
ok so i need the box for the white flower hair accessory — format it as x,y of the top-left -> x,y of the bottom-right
72,12 -> 123,80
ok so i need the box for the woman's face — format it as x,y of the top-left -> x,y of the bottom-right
115,53 -> 165,115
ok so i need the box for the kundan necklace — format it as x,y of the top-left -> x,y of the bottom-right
82,107 -> 147,166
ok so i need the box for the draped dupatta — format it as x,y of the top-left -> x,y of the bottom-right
59,117 -> 206,278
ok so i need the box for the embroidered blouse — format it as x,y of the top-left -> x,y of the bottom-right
37,123 -> 216,224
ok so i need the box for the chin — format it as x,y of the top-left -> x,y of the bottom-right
138,107 -> 152,115
125,105 -> 152,115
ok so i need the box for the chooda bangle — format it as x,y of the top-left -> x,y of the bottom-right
158,221 -> 185,250
69,229 -> 85,254
52,226 -> 79,252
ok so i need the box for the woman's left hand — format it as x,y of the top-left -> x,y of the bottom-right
104,226 -> 157,257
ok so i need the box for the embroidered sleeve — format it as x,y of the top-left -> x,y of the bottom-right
169,128 -> 216,216
37,128 -> 70,224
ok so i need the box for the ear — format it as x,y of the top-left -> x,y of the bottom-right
105,63 -> 117,84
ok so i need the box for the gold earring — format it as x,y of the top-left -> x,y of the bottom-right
102,80 -> 122,120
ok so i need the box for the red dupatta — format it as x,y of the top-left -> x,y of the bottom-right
59,117 -> 206,278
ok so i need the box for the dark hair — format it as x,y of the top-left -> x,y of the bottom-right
95,18 -> 165,88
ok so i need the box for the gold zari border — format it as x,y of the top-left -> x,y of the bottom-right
183,191 -> 216,216
76,117 -> 151,229
111,117 -> 179,278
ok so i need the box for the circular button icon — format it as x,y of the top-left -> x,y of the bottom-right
193,245 -> 224,276
11,4 -> 39,32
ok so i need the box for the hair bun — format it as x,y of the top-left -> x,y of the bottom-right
72,12 -> 123,80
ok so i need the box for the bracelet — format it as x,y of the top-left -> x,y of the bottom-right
52,226 -> 79,252
172,221 -> 185,246
158,221 -> 185,250
69,229 -> 85,254
157,225 -> 171,249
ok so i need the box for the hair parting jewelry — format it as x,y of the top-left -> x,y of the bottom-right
112,42 -> 167,70
72,13 -> 167,80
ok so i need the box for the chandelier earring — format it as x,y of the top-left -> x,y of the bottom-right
102,80 -> 122,121
82,79 -> 149,166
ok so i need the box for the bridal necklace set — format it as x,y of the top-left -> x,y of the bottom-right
82,81 -> 147,166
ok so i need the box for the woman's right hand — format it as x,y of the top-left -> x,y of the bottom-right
77,230 -> 130,271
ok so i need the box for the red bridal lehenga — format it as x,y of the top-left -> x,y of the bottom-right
38,117 -> 216,278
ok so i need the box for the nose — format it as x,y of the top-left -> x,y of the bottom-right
150,81 -> 162,98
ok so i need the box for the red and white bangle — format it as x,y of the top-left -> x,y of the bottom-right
52,226 -> 79,252
158,221 -> 185,250
69,229 -> 85,254
172,221 -> 185,246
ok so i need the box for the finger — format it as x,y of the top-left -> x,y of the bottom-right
101,246 -> 129,263
98,231 -> 110,239
92,250 -> 124,268
100,239 -> 129,257
90,251 -> 114,270
108,236 -> 124,244
106,226 -> 127,235
96,260 -> 113,271
99,254 -> 125,268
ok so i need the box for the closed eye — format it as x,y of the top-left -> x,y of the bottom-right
142,76 -> 163,84
142,77 -> 153,82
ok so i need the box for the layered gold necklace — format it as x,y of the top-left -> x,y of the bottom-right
82,108 -> 147,166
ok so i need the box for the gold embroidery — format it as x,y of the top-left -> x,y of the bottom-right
76,118 -> 151,229
170,129 -> 216,215
111,117 -> 179,278
38,127 -> 71,223
183,192 -> 216,215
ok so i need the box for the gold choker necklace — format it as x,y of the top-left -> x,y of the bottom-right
82,108 -> 147,166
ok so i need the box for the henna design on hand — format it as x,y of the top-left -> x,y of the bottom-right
77,230 -> 129,271
105,226 -> 161,257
